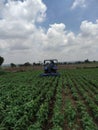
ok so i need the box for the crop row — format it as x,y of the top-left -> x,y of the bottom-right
63,71 -> 98,130
0,68 -> 98,130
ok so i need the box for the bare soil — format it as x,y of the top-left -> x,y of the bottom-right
3,62 -> 98,72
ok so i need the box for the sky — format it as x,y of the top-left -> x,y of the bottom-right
0,0 -> 98,64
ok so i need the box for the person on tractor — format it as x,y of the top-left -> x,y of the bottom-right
44,60 -> 55,73
40,59 -> 60,76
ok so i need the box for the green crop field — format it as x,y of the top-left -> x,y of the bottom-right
0,68 -> 98,130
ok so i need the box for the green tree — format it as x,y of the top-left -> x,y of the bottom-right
24,62 -> 31,66
10,63 -> 16,68
84,59 -> 90,63
0,56 -> 4,66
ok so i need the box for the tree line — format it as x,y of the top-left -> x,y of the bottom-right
0,56 -> 98,68
0,56 -> 4,66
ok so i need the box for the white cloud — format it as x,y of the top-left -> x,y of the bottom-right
44,23 -> 68,50
71,0 -> 87,9
0,0 -> 46,40
0,0 -> 98,64
3,0 -> 46,22
80,20 -> 98,37
38,20 -> 98,62
0,0 -> 47,54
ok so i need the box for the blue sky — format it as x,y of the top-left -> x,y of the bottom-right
42,0 -> 98,32
0,0 -> 98,64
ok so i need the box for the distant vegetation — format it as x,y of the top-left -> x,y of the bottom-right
18,62 -> 32,67
58,59 -> 98,65
1,56 -> 98,68
0,56 -> 5,75
0,56 -> 4,66
18,59 -> 98,66
10,63 -> 16,68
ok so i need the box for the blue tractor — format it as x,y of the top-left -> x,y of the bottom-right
40,59 -> 60,76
